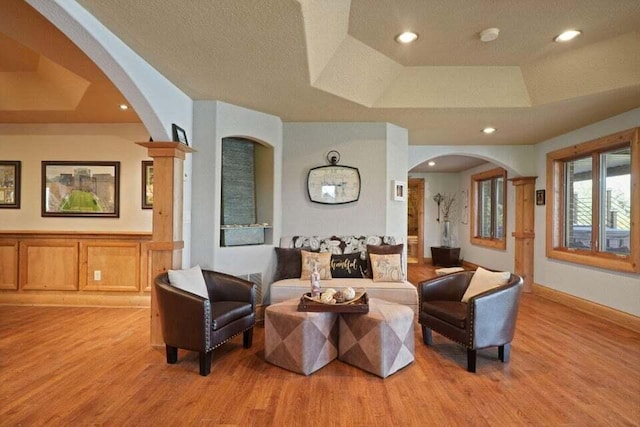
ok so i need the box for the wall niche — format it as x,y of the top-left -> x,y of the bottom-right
220,137 -> 273,246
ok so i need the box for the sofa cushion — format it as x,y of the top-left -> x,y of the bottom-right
270,278 -> 418,314
330,253 -> 366,278
168,265 -> 209,300
301,250 -> 332,280
366,244 -> 404,278
422,300 -> 467,329
461,267 -> 510,302
369,253 -> 404,282
274,247 -> 302,282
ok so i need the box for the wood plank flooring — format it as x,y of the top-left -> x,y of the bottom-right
1,264 -> 639,426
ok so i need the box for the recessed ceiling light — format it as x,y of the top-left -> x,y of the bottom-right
119,104 -> 129,110
395,31 -> 418,44
554,30 -> 582,43
479,28 -> 500,42
482,127 -> 497,134
428,161 -> 436,167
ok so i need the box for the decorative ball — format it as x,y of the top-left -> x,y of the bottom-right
333,291 -> 346,303
343,287 -> 356,300
324,288 -> 337,296
320,293 -> 335,304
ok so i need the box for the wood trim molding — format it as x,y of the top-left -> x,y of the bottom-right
532,283 -> 640,333
0,293 -> 150,308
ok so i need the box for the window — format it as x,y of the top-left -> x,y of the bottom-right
470,167 -> 507,249
546,127 -> 639,273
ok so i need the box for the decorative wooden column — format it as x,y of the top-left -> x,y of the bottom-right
136,141 -> 195,346
509,176 -> 537,292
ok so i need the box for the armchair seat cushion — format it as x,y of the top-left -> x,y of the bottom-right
421,301 -> 467,329
211,301 -> 253,330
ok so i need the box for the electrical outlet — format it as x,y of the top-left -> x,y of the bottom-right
94,270 -> 101,281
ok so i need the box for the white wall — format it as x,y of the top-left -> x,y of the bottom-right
282,122 -> 389,236
190,101 -> 283,288
534,108 -> 640,316
385,124 -> 408,238
0,123 -> 151,231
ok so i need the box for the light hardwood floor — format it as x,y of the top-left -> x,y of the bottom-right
1,264 -> 639,425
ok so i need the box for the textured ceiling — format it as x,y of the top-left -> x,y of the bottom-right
74,0 -> 640,145
7,0 -> 640,147
0,0 -> 140,123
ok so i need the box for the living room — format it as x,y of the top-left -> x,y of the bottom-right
1,0 -> 639,424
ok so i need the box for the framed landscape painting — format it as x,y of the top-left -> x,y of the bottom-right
142,160 -> 153,209
42,161 -> 120,217
0,161 -> 21,208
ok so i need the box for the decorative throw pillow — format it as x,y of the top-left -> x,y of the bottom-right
300,250 -> 332,280
369,253 -> 404,282
168,265 -> 209,299
330,253 -> 366,278
461,267 -> 510,302
273,247 -> 302,281
366,243 -> 404,278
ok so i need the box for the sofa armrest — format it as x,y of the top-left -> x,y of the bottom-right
155,280 -> 209,352
418,271 -> 473,303
203,270 -> 256,309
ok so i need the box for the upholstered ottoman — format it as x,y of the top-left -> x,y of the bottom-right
264,299 -> 339,375
338,298 -> 415,378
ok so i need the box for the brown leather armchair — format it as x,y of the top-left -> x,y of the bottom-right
155,270 -> 256,376
418,271 -> 523,372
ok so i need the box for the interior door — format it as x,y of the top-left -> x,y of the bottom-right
407,178 -> 424,263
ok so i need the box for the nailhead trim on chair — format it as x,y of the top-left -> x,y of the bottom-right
208,323 -> 256,352
204,299 -> 212,351
468,301 -> 475,348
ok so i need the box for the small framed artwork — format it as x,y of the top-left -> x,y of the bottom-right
0,161 -> 21,209
536,189 -> 546,206
171,123 -> 188,146
42,161 -> 120,217
142,161 -> 153,209
393,180 -> 406,201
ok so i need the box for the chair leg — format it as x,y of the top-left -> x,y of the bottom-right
166,346 -> 178,364
243,328 -> 253,349
199,351 -> 212,376
421,325 -> 433,345
499,343 -> 511,363
467,349 -> 477,373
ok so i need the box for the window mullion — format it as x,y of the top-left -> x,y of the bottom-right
592,152 -> 600,253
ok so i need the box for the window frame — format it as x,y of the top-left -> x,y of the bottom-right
470,167 -> 507,249
546,127 -> 639,273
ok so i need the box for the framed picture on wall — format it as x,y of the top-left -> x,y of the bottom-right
393,180 -> 406,201
142,161 -> 153,209
536,189 -> 546,206
171,123 -> 188,146
0,161 -> 21,209
41,161 -> 120,217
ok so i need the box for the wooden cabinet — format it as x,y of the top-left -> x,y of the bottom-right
0,231 -> 151,306
430,246 -> 461,267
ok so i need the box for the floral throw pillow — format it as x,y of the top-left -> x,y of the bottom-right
369,253 -> 404,282
300,250 -> 332,280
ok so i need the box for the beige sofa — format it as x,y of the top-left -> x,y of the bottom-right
269,236 -> 418,313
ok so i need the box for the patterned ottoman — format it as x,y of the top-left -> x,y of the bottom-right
265,299 -> 339,375
339,298 -> 415,378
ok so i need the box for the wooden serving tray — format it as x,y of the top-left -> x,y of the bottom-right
298,292 -> 369,313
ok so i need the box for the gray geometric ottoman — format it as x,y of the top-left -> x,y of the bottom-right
265,299 -> 339,375
338,298 -> 415,378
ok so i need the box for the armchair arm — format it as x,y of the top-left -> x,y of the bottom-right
418,271 -> 473,303
203,270 -> 256,309
155,280 -> 209,352
470,275 -> 523,349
